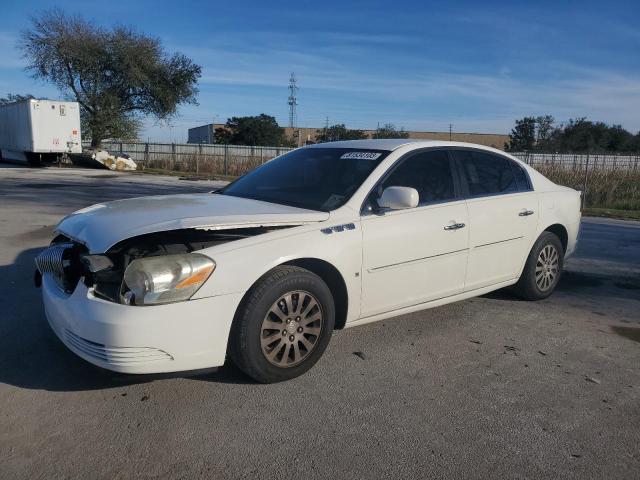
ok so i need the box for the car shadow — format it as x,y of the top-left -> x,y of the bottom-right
481,269 -> 639,303
0,247 -> 254,392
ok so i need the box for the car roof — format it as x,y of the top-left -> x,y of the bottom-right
305,138 -> 505,153
306,139 -> 420,150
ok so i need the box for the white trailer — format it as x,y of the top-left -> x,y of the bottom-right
0,99 -> 82,165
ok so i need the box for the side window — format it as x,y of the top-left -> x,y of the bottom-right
380,150 -> 456,205
454,150 -> 517,196
510,162 -> 532,191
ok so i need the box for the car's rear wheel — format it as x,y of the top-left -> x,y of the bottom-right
513,231 -> 564,300
229,265 -> 335,383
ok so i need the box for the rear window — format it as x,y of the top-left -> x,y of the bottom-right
454,150 -> 518,197
510,162 -> 533,191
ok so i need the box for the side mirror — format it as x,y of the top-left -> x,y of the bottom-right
378,186 -> 419,210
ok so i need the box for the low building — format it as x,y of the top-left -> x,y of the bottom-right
187,124 -> 215,144
284,127 -> 509,149
207,123 -> 509,149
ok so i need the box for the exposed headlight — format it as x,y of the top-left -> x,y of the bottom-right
122,253 -> 215,306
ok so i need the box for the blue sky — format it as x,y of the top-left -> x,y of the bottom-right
1,0 -> 639,142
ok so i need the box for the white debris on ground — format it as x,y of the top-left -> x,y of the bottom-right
72,149 -> 137,171
89,149 -> 137,171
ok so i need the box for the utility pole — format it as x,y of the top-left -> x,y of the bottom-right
288,73 -> 298,129
449,124 -> 453,141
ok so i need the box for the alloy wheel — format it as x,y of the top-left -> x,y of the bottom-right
535,244 -> 559,291
260,290 -> 323,367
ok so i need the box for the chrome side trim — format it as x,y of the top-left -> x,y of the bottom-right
369,248 -> 468,272
474,236 -> 523,249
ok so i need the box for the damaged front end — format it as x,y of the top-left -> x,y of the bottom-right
35,226 -> 291,305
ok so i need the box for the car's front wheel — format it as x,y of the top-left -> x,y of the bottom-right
513,231 -> 564,300
229,265 -> 335,383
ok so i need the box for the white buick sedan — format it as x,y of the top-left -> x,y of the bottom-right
36,140 -> 581,382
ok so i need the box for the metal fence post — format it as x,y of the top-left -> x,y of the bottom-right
197,143 -> 202,175
582,154 -> 589,210
224,144 -> 229,176
171,143 -> 176,171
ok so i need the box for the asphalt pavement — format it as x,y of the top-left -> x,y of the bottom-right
1,165 -> 638,479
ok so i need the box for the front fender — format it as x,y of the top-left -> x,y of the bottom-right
193,222 -> 363,323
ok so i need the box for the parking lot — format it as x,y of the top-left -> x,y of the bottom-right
1,166 -> 639,479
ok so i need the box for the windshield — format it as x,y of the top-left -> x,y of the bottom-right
218,148 -> 389,211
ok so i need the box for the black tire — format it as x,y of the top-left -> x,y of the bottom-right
513,231 -> 564,300
229,265 -> 335,383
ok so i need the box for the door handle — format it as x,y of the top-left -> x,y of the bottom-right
444,222 -> 466,230
519,209 -> 535,217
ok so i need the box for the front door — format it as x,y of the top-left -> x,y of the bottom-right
360,149 -> 469,317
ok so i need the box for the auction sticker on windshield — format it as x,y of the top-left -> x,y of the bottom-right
340,151 -> 382,160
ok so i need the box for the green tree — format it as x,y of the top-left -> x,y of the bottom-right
625,132 -> 640,152
215,114 -> 292,146
315,123 -> 368,142
506,117 -> 536,151
372,123 -> 409,139
0,93 -> 35,105
19,10 -> 201,147
573,120 -> 638,152
606,125 -> 634,151
535,115 -> 555,151
509,115 -> 640,153
555,118 -> 611,152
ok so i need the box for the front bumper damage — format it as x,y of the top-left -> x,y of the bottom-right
42,275 -> 242,374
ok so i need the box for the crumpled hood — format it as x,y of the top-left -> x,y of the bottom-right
56,193 -> 329,253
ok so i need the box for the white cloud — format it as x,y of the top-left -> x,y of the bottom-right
187,39 -> 640,132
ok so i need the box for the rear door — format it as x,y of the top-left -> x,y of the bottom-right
452,149 -> 539,291
360,149 -> 469,317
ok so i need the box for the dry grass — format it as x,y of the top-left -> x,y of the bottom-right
534,164 -> 640,210
139,153 -> 264,177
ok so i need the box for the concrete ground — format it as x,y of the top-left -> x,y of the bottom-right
1,166 -> 638,479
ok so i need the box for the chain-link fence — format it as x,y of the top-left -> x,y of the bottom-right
511,152 -> 640,211
511,152 -> 640,171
